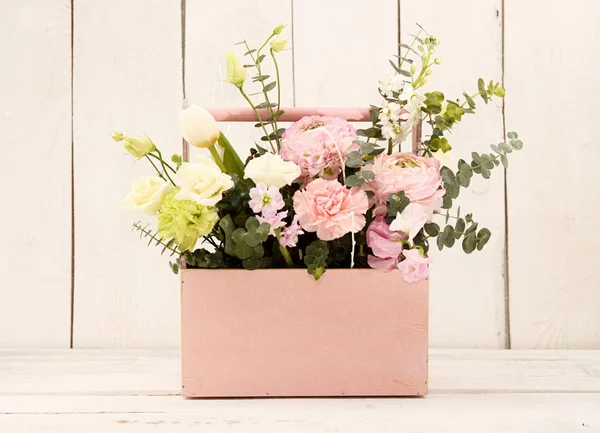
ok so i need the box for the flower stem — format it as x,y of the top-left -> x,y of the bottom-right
276,230 -> 293,266
270,48 -> 282,150
154,149 -> 177,186
239,87 -> 276,152
145,155 -> 166,181
147,153 -> 177,174
207,144 -> 227,173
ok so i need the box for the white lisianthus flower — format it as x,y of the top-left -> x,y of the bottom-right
244,152 -> 301,188
432,149 -> 454,169
122,176 -> 174,215
180,105 -> 221,149
176,155 -> 234,206
389,202 -> 428,242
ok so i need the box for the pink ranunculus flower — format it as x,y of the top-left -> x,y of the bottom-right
280,115 -> 359,180
397,248 -> 432,283
363,152 -> 445,207
293,179 -> 369,241
366,215 -> 405,259
389,202 -> 428,242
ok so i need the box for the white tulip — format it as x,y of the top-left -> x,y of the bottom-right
180,105 -> 220,148
245,152 -> 301,188
176,155 -> 234,206
122,176 -> 174,215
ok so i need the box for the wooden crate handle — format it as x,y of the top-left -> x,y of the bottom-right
181,105 -> 422,161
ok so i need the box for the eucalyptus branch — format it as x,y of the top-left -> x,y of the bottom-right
398,28 -> 422,71
270,48 -> 282,148
239,87 -> 276,152
244,40 -> 280,149
132,222 -> 181,256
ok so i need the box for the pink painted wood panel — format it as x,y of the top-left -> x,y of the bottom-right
206,106 -> 371,122
181,269 -> 428,397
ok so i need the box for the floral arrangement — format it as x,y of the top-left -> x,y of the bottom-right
114,24 -> 523,282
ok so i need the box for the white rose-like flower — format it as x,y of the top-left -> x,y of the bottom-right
176,155 -> 234,206
122,176 -> 174,215
180,105 -> 221,148
244,152 -> 301,188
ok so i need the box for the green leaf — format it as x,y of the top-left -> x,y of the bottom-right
255,101 -> 278,109
442,225 -> 456,247
235,240 -> 255,259
462,232 -> 477,254
490,144 -> 502,154
476,228 -> 491,250
245,217 -> 260,231
507,131 -> 518,140
500,154 -> 508,168
388,59 -> 400,72
436,234 -> 444,250
360,142 -> 375,154
387,191 -> 409,218
398,69 -> 412,77
465,222 -> 478,235
231,228 -> 246,244
345,151 -> 363,168
256,54 -> 266,64
264,81 -> 277,92
480,165 -> 491,179
244,49 -> 257,55
511,139 -> 523,150
361,170 -> 375,180
455,218 -> 466,238
478,78 -> 486,94
442,195 -> 453,209
463,92 -> 476,109
252,74 -> 270,82
424,222 -> 440,237
345,174 -> 364,187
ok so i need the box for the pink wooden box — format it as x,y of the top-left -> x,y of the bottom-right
181,269 -> 428,397
179,106 -> 427,398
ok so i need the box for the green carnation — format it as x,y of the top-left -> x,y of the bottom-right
157,191 -> 219,252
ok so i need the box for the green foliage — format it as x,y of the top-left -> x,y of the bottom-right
386,191 -> 409,223
304,240 -> 329,280
219,215 -> 270,268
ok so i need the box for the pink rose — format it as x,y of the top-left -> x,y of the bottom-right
293,178 -> 369,241
389,202 -> 428,241
280,116 -> 358,180
397,249 -> 432,283
363,152 -> 445,207
366,215 -> 405,258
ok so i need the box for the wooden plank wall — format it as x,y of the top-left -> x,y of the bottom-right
0,0 -> 598,348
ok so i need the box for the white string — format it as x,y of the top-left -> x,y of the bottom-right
318,126 -> 355,268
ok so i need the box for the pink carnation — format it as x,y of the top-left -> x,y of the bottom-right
397,249 -> 432,283
293,178 -> 369,241
363,152 -> 445,208
280,116 -> 358,180
366,215 -> 405,259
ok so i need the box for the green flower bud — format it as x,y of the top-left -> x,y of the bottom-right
273,24 -> 286,35
112,132 -> 124,142
225,52 -> 246,88
410,64 -> 417,76
123,136 -> 155,158
270,37 -> 287,52
434,57 -> 442,65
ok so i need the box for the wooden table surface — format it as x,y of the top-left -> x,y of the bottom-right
1,349 -> 599,432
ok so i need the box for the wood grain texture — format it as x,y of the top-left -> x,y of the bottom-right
72,0 -> 182,347
400,0 -> 507,348
505,0 -> 600,349
185,0 -> 293,160
3,349 -> 599,396
0,1 -> 71,347
1,350 -> 599,432
2,394 -> 600,432
181,269 -> 428,397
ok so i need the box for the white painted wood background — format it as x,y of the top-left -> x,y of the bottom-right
0,0 -> 598,349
